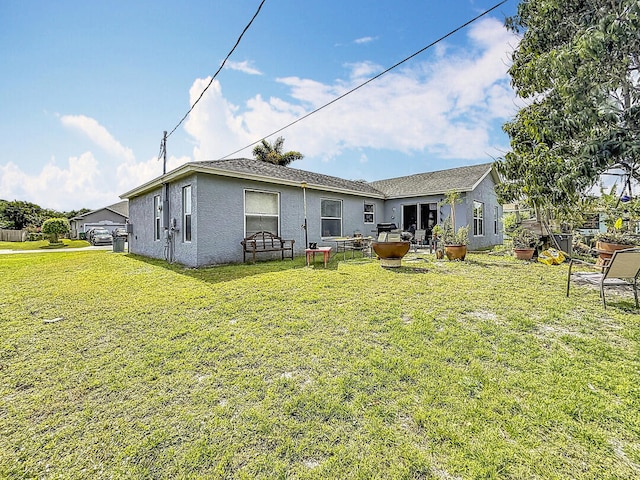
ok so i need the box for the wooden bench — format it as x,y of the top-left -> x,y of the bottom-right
241,231 -> 295,263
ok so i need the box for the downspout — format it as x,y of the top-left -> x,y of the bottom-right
163,182 -> 173,263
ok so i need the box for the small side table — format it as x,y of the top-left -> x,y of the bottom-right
306,246 -> 332,268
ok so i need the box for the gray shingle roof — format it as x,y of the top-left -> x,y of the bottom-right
369,162 -> 494,198
73,200 -> 129,220
121,158 -> 497,201
106,200 -> 129,217
195,159 -> 384,196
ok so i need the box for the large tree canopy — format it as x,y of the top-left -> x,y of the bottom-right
252,137 -> 304,167
496,0 -> 640,214
0,199 -> 90,230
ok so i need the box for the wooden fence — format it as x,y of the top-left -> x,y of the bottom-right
0,229 -> 28,242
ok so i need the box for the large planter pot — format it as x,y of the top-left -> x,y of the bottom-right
513,248 -> 535,260
372,241 -> 410,268
595,241 -> 631,266
444,244 -> 467,261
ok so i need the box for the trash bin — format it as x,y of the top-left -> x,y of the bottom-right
113,236 -> 125,253
552,234 -> 572,256
79,232 -> 86,240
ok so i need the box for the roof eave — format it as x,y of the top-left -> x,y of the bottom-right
469,165 -> 498,192
382,187 -> 474,200
120,163 -> 385,199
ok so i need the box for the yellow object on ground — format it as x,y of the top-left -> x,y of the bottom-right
538,248 -> 565,265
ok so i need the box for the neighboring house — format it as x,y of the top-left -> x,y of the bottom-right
120,159 -> 503,267
69,200 -> 129,238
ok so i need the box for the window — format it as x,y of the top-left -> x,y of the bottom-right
153,195 -> 161,241
364,203 -> 374,224
473,201 -> 484,236
245,190 -> 279,236
183,185 -> 192,242
321,199 -> 342,237
494,206 -> 499,235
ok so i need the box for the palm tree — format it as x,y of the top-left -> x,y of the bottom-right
252,137 -> 303,166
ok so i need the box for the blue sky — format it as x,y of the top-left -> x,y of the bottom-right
0,0 -> 520,211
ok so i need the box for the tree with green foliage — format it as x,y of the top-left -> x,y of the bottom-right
252,137 -> 304,166
0,199 -> 90,229
64,208 -> 91,219
496,0 -> 640,218
41,218 -> 70,244
0,200 -> 43,229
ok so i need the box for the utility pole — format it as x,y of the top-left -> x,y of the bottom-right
162,131 -> 167,175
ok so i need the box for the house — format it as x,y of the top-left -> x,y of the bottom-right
69,200 -> 129,239
369,163 -> 503,250
120,159 -> 502,267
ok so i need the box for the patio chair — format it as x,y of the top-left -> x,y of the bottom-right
412,229 -> 426,252
566,248 -> 640,309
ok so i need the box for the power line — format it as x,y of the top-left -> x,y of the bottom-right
166,0 -> 267,141
221,0 -> 508,160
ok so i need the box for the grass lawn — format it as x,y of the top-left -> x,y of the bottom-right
0,239 -> 91,250
1,250 -> 639,479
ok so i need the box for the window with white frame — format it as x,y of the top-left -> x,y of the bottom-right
473,201 -> 484,236
183,185 -> 192,242
245,190 -> 279,236
364,203 -> 374,224
494,206 -> 499,235
321,199 -> 342,237
153,195 -> 161,241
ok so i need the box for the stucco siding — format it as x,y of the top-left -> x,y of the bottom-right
464,174 -> 503,250
128,187 -> 165,261
190,176 -> 384,266
379,178 -> 502,250
128,173 -> 386,267
125,163 -> 502,266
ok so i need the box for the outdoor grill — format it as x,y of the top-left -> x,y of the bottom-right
376,223 -> 398,234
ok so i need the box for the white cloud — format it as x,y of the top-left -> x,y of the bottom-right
0,153 -> 116,211
181,17 -> 517,166
183,79 -> 251,160
224,60 -> 262,75
116,154 -> 190,195
354,36 -> 376,45
60,114 -> 135,162
0,108 -> 192,210
344,61 -> 383,81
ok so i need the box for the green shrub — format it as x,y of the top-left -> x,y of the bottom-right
41,218 -> 70,244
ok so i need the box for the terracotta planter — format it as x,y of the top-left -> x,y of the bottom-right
595,241 -> 631,266
372,241 -> 410,267
444,244 -> 467,261
513,248 -> 535,260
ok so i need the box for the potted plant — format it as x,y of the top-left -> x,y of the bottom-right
588,186 -> 640,262
594,219 -> 640,264
511,227 -> 540,260
442,218 -> 469,260
440,190 -> 469,260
